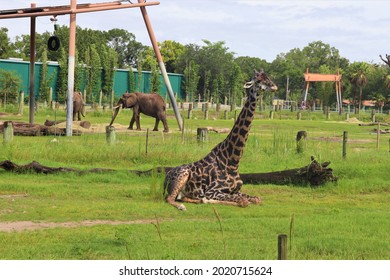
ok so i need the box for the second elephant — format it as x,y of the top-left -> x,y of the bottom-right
73,91 -> 85,121
109,92 -> 169,132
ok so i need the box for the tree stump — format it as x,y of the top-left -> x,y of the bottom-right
3,121 -> 14,144
197,128 -> 208,142
106,125 -> 116,145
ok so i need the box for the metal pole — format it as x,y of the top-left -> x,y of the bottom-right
66,0 -> 77,136
138,0 -> 183,131
29,2 -> 36,124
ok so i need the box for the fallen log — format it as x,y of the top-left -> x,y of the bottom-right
0,121 -> 82,136
239,157 -> 336,186
44,120 -> 91,129
0,157 -> 337,186
358,122 -> 390,127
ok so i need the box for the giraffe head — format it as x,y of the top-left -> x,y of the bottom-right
244,69 -> 278,95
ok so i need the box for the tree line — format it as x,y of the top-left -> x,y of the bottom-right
1,26 -> 389,110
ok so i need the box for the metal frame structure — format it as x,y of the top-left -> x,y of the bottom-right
0,0 -> 183,135
303,68 -> 342,112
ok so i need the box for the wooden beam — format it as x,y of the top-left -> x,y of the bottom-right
0,1 -> 160,19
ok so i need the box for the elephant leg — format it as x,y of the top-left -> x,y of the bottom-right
129,114 -> 135,130
135,114 -> 141,130
162,118 -> 169,133
77,111 -> 81,121
153,119 -> 160,131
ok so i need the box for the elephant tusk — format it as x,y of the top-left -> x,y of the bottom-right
112,104 -> 123,110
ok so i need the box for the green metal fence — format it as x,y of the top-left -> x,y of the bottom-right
0,58 -> 184,101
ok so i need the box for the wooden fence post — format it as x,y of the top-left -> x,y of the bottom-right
297,111 -> 301,120
278,234 -> 288,260
145,128 -> 149,155
3,121 -> 14,144
296,131 -> 307,154
343,131 -> 348,159
18,91 -> 24,115
187,103 -> 193,119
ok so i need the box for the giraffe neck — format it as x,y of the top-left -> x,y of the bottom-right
214,92 -> 257,170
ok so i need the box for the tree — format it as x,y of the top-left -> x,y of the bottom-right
137,54 -> 143,92
158,40 -> 185,73
128,66 -> 136,93
0,69 -> 22,110
56,48 -> 68,103
104,28 -> 146,68
0,28 -> 12,59
183,60 -> 200,101
228,62 -> 243,109
349,62 -> 369,113
148,56 -> 161,93
101,46 -> 117,98
84,44 -> 101,103
38,49 -> 54,104
198,40 -> 235,102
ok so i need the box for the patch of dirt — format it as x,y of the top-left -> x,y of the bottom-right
345,117 -> 363,124
0,219 -> 166,233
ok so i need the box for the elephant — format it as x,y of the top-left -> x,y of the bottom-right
109,92 -> 169,132
72,91 -> 85,121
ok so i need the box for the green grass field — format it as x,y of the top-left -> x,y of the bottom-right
0,107 -> 389,260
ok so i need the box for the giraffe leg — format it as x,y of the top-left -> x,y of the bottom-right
164,167 -> 190,211
203,190 -> 250,207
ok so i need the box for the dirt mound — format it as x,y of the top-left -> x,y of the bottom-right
346,117 -> 363,124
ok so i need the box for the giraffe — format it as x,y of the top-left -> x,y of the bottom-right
164,70 -> 278,210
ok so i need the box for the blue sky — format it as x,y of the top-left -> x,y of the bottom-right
1,0 -> 389,63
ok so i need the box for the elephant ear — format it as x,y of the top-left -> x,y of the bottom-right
125,94 -> 138,108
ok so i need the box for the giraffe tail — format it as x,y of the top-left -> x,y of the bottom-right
163,173 -> 170,197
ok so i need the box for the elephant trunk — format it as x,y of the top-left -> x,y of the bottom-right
109,104 -> 122,126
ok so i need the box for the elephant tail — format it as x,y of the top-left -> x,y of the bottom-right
81,104 -> 86,117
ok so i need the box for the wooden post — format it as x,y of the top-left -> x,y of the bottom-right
377,122 -> 380,150
343,131 -> 348,159
48,87 -> 53,107
187,103 -> 193,119
18,91 -> 24,115
371,109 -> 376,123
111,90 -> 115,109
269,110 -> 274,120
105,125 -> 116,145
204,103 -> 209,120
197,128 -> 208,143
345,112 -> 349,121
3,121 -> 14,144
145,128 -> 149,155
296,131 -> 307,154
224,110 -> 228,120
278,234 -> 288,260
99,90 -> 103,108
216,103 -> 221,112
297,111 -> 301,120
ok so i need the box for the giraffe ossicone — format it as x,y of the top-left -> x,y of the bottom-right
164,70 -> 278,210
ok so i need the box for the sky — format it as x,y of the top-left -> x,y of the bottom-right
0,0 -> 389,64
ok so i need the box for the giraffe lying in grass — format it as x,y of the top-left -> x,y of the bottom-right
164,70 -> 278,210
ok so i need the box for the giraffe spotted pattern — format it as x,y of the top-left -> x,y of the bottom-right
164,70 -> 278,210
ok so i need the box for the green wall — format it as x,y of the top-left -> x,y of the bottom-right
0,59 -> 184,101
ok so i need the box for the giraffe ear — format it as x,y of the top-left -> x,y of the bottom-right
244,81 -> 254,88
